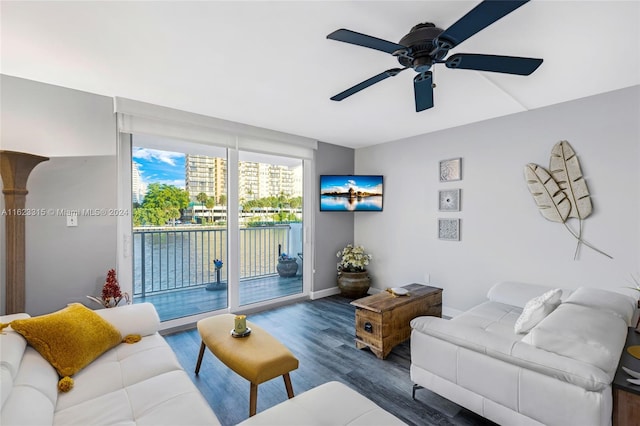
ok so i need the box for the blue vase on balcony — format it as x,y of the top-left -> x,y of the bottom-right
277,259 -> 298,278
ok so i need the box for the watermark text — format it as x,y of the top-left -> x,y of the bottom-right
1,208 -> 130,217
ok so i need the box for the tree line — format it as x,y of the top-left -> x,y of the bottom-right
133,184 -> 301,226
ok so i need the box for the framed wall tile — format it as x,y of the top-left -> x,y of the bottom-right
439,157 -> 462,182
438,218 -> 460,241
439,189 -> 461,212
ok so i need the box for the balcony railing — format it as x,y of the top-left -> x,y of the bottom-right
133,225 -> 292,297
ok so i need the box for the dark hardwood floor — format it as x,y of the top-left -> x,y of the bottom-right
164,295 -> 496,426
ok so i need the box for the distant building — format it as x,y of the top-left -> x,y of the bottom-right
183,157 -> 299,203
131,162 -> 146,204
239,162 -> 297,200
185,155 -> 226,203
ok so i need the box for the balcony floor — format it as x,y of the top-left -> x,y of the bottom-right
134,274 -> 303,321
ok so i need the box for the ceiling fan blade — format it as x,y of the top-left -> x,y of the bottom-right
414,72 -> 434,112
327,29 -> 407,55
331,68 -> 407,102
445,53 -> 543,75
435,0 -> 530,51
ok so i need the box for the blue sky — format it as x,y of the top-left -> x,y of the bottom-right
132,147 -> 185,189
320,175 -> 383,194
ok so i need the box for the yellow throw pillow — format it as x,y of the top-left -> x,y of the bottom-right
10,303 -> 122,377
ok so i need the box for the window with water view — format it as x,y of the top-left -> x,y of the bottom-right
131,141 -> 303,322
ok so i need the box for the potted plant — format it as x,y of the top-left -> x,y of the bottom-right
336,244 -> 372,298
277,253 -> 299,277
87,269 -> 130,308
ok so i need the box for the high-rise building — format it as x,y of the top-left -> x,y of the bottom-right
185,155 -> 226,203
187,155 -> 298,203
239,162 -> 297,200
131,162 -> 147,204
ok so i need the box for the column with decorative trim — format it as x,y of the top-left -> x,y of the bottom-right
0,150 -> 49,314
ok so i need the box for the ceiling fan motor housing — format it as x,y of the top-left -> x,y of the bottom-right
397,23 -> 444,72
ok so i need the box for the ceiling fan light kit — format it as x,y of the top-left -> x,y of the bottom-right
327,0 -> 543,112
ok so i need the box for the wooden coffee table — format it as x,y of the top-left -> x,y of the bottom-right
351,283 -> 442,359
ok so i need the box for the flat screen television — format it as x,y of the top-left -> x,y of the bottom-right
319,175 -> 384,212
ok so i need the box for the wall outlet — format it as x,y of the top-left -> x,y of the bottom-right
66,214 -> 78,227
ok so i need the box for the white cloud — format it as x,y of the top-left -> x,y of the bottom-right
132,147 -> 182,166
155,179 -> 185,189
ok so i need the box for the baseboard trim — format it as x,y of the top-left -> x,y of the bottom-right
310,286 -> 341,299
443,306 -> 463,318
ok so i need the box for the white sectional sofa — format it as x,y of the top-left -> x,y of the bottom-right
410,281 -> 637,426
1,302 -> 406,426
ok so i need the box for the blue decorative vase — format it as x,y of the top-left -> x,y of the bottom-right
277,259 -> 298,277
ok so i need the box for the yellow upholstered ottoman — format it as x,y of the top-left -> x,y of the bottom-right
195,314 -> 299,416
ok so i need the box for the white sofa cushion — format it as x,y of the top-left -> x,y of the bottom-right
411,307 -> 523,357
94,302 -> 160,337
237,381 -> 406,425
514,289 -> 562,334
563,287 -> 636,325
1,314 -> 59,426
1,314 -> 30,379
1,346 -> 60,426
54,370 -> 219,426
523,302 -> 627,373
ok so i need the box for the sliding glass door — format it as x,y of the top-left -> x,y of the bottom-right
130,135 -> 229,322
115,96 -> 315,329
126,135 -> 308,324
237,151 -> 304,306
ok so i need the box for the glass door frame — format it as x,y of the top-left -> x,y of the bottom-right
116,132 -> 314,330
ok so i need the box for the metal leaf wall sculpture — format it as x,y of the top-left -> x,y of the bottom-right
548,141 -> 593,258
549,141 -> 592,220
524,141 -> 612,260
524,164 -> 571,223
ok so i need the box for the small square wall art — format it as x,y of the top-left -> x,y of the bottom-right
439,157 -> 462,182
438,189 -> 461,212
438,218 -> 460,241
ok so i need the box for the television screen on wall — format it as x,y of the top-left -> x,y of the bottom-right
319,175 -> 384,212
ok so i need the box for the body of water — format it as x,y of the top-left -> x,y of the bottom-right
132,226 -> 291,296
320,195 -> 383,211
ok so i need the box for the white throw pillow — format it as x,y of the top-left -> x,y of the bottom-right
514,288 -> 562,334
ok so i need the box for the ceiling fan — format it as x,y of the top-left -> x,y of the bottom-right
327,0 -> 543,112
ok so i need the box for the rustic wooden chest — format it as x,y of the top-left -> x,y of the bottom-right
351,284 -> 442,359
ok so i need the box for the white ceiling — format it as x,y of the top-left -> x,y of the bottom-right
2,1 -> 639,149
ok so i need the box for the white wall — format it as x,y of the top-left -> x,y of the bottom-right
1,75 -> 116,156
0,74 -> 117,315
355,86 -> 640,315
25,156 -> 117,315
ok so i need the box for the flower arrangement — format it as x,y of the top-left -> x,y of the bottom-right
87,269 -> 130,308
336,244 -> 372,273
